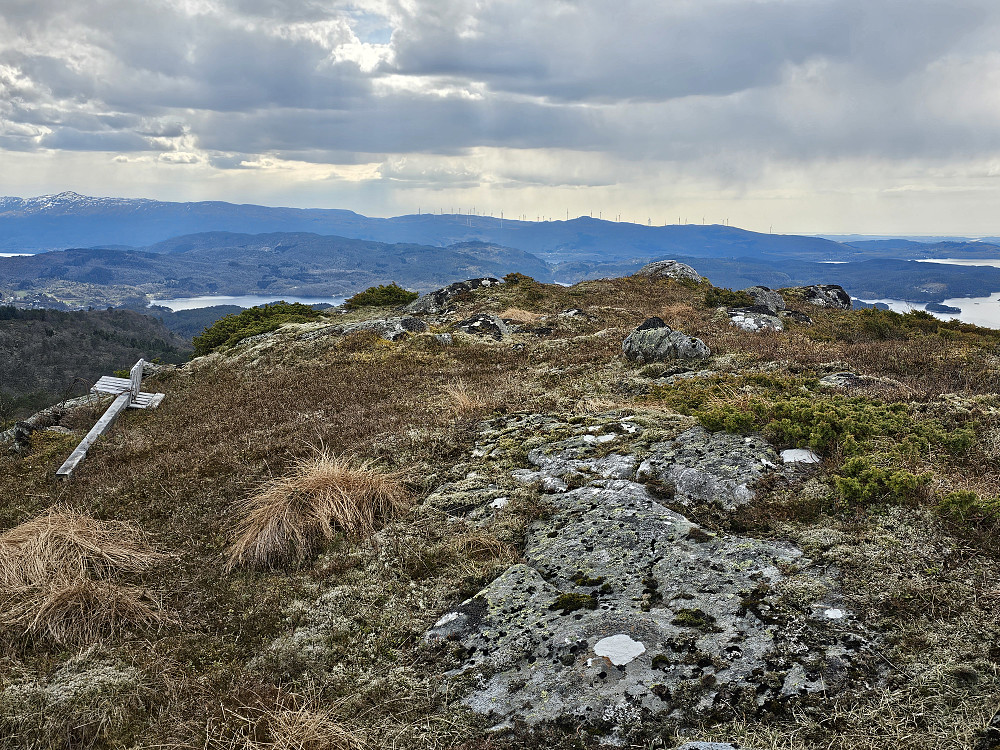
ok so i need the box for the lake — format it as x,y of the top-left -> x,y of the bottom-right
917,258 -> 1000,268
854,256 -> 1000,329
149,294 -> 346,311
0,253 -> 33,258
855,292 -> 1000,329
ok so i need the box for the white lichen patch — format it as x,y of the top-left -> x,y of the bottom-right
435,612 -> 461,628
781,448 -> 822,464
594,634 -> 646,666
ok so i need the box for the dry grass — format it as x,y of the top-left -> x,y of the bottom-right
209,702 -> 367,750
444,378 -> 487,416
5,578 -> 167,644
0,507 -> 161,586
5,275 -> 1000,748
0,507 -> 168,644
226,454 -> 409,570
498,307 -> 542,324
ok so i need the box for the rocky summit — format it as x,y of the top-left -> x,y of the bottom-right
2,269 -> 998,750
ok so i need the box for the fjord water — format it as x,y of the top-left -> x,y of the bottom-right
857,292 -> 1000,329
859,257 -> 1000,329
149,294 -> 346,311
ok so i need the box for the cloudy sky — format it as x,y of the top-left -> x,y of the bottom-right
2,0 -> 1000,234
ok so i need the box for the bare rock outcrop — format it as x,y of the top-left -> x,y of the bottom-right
406,278 -> 504,315
635,260 -> 702,283
428,412 -> 871,738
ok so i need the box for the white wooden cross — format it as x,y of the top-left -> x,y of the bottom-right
55,359 -> 165,478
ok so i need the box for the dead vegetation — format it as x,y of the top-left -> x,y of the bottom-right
226,454 -> 409,570
0,507 -> 169,644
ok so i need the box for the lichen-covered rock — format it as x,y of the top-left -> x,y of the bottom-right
790,284 -> 852,310
427,479 -> 867,733
727,308 -> 784,332
455,313 -> 510,340
742,286 -> 785,312
342,316 -> 427,341
406,278 -> 503,314
511,428 -> 641,491
0,393 -> 102,446
637,427 -> 779,509
623,320 -> 710,363
634,260 -> 702,282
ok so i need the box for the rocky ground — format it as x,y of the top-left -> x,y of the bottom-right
2,268 -> 999,749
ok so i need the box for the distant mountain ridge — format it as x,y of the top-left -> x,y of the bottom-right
0,191 -> 855,261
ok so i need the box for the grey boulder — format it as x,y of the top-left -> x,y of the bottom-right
455,313 -> 510,340
623,318 -> 710,363
635,260 -> 702,282
727,308 -> 784,332
342,316 -> 427,341
742,286 -> 785,312
793,284 -> 852,310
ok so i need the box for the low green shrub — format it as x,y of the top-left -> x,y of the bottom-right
649,374 -> 978,509
344,283 -> 418,309
704,287 -> 755,308
937,489 -> 1000,526
834,457 -> 931,507
192,302 -> 323,355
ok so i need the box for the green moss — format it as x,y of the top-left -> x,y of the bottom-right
671,608 -> 718,631
344,282 -> 419,309
651,654 -> 671,670
549,592 -> 598,615
571,572 -> 606,587
704,287 -> 755,308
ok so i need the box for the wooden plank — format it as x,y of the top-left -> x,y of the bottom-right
129,359 -> 144,401
127,392 -> 165,409
92,376 -> 132,395
55,392 -> 131,479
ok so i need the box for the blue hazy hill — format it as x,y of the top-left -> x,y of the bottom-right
1,192 -> 852,261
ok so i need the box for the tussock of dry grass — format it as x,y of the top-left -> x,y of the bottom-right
0,508 -> 168,644
226,454 -> 409,570
444,378 -> 485,416
6,578 -> 167,645
498,307 -> 541,324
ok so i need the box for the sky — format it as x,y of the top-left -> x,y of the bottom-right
2,0 -> 1000,234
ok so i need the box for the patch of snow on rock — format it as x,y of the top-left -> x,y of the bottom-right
434,612 -> 460,628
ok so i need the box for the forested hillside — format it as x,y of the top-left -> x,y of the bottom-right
0,307 -> 191,422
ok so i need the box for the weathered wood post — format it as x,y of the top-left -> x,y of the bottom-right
55,359 -> 164,479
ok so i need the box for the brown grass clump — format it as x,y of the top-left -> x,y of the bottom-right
498,307 -> 542,324
6,579 -> 167,645
0,508 -> 168,644
226,454 -> 408,570
444,378 -> 486,416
